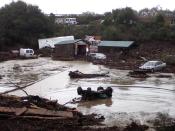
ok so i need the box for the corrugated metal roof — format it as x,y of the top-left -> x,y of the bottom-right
77,40 -> 87,45
98,41 -> 134,48
55,39 -> 82,45
38,36 -> 74,49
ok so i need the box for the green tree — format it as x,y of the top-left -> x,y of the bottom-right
112,7 -> 137,25
154,14 -> 165,26
103,12 -> 113,25
0,1 -> 55,50
77,11 -> 103,25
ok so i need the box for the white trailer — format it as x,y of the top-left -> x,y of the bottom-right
38,36 -> 74,49
19,48 -> 34,58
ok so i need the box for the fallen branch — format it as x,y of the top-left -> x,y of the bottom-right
0,114 -> 68,120
15,115 -> 67,120
63,97 -> 81,105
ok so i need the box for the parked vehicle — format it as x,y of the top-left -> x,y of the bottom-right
139,61 -> 166,72
19,48 -> 35,58
88,53 -> 106,60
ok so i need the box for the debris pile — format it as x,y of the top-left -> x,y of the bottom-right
127,69 -> 150,78
155,74 -> 173,78
69,70 -> 109,78
0,52 -> 12,62
0,94 -> 103,130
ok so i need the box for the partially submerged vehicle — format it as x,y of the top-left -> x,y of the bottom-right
77,86 -> 113,101
87,53 -> 106,60
19,48 -> 37,58
139,60 -> 166,72
69,70 -> 109,78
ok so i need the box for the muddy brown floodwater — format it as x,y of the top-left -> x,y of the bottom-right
0,57 -> 175,127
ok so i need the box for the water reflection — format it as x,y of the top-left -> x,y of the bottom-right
111,78 -> 135,85
77,98 -> 113,108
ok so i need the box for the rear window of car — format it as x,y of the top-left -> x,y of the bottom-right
26,49 -> 33,53
29,50 -> 33,53
144,62 -> 156,66
156,61 -> 162,65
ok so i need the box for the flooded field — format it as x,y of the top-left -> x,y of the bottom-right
0,57 -> 175,127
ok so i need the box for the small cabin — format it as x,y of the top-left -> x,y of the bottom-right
98,41 -> 135,55
52,39 -> 88,60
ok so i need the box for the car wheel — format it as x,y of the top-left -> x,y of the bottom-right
151,69 -> 154,73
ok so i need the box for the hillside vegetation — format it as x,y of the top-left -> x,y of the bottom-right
0,1 -> 175,50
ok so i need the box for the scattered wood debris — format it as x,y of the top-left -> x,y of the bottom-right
127,69 -> 150,78
0,94 -> 104,130
155,74 -> 173,78
69,70 -> 109,78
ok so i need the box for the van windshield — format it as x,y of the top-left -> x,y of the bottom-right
26,50 -> 33,53
29,50 -> 33,53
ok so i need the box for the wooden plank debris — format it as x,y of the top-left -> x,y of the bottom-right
0,107 -> 73,118
15,107 -> 28,116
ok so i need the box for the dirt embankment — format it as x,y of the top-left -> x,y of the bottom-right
95,41 -> 175,73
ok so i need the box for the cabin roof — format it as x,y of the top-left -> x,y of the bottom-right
98,41 -> 134,48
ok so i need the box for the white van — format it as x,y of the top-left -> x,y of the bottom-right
19,48 -> 34,58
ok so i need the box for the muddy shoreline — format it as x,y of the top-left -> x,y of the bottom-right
1,41 -> 175,73
0,94 -> 175,131
0,94 -> 150,131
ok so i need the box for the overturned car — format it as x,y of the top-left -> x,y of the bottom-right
77,87 -> 113,101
